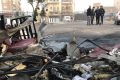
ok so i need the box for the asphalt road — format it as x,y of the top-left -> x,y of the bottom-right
35,21 -> 120,46
43,21 -> 119,37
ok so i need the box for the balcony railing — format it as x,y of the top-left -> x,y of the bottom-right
47,0 -> 59,3
61,12 -> 73,15
61,0 -> 72,3
49,11 -> 59,14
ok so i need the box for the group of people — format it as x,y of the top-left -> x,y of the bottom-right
87,6 -> 105,25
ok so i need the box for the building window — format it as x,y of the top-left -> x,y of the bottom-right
2,0 -> 7,3
13,0 -> 16,4
62,6 -> 65,10
49,0 -> 59,2
53,7 -> 55,11
3,5 -> 8,9
62,0 -> 71,2
57,7 -> 59,11
3,0 -> 12,3
50,6 -> 53,11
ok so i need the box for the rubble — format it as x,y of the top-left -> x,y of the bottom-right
0,16 -> 120,80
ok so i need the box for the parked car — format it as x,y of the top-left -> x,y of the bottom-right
63,16 -> 71,22
114,11 -> 120,25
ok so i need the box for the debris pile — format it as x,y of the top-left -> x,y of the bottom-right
0,38 -> 120,80
0,16 -> 120,80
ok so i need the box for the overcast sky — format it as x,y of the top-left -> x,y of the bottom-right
21,0 -> 114,12
75,0 -> 114,12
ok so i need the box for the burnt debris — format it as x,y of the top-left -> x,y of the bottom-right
0,16 -> 120,80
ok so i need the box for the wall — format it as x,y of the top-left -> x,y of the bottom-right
0,0 -> 2,11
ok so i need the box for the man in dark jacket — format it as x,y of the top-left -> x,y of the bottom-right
91,7 -> 95,25
87,6 -> 92,25
99,6 -> 105,24
95,7 -> 100,25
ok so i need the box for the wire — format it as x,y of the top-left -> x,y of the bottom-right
86,39 -> 110,52
71,39 -> 110,56
34,52 -> 59,80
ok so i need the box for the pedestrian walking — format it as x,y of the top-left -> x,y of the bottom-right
99,6 -> 105,24
95,7 -> 100,25
91,7 -> 95,25
87,6 -> 92,25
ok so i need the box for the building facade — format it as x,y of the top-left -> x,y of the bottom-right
114,0 -> 120,11
0,0 -> 21,17
61,0 -> 74,19
46,0 -> 74,23
93,3 -> 116,14
93,3 -> 101,7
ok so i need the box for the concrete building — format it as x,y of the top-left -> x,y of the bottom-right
46,0 -> 74,23
0,0 -> 21,17
104,7 -> 116,13
93,2 -> 116,20
93,2 -> 116,13
0,0 -> 2,12
114,0 -> 120,11
93,3 -> 101,7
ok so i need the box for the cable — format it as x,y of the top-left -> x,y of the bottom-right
34,52 -> 59,80
86,39 -> 110,52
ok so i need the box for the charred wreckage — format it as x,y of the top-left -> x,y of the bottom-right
0,15 -> 120,80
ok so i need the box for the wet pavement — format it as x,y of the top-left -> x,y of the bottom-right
35,21 -> 120,47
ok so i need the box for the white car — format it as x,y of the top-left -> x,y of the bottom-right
114,11 -> 120,25
63,16 -> 71,22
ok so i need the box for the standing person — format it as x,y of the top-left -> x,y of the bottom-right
91,7 -> 95,25
99,6 -> 105,24
87,6 -> 92,25
95,6 -> 100,25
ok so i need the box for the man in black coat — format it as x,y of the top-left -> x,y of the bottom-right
91,7 -> 95,25
99,6 -> 105,24
87,6 -> 92,25
95,7 -> 100,25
